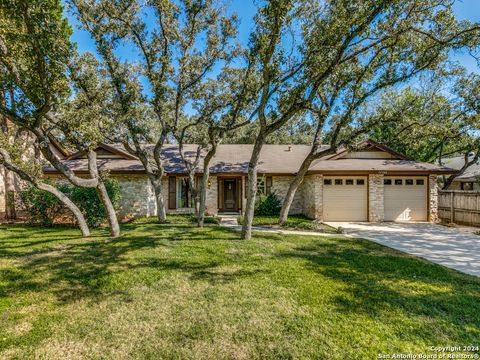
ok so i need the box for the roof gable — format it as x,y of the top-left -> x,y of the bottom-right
67,144 -> 138,161
327,140 -> 409,160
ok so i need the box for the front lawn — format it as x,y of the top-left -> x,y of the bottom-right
238,214 -> 337,233
0,218 -> 479,359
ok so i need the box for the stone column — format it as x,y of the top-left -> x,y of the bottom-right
206,176 -> 218,215
368,174 -> 384,222
302,174 -> 323,220
429,175 -> 439,223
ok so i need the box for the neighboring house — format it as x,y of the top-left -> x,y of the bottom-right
0,136 -> 70,219
442,153 -> 479,191
43,140 -> 454,223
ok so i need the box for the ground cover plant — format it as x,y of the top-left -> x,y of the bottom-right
0,217 -> 479,359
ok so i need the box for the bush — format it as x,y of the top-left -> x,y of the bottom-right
19,184 -> 67,226
254,192 -> 282,216
67,179 -> 121,228
19,179 -> 121,228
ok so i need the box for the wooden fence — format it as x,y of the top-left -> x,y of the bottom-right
438,190 -> 480,227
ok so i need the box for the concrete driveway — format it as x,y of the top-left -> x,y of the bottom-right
326,222 -> 480,277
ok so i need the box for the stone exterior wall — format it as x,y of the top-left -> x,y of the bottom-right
429,175 -> 439,222
116,175 -> 220,218
368,174 -> 384,222
205,176 -> 218,215
116,175 -> 158,220
301,174 -> 323,220
271,176 -> 303,214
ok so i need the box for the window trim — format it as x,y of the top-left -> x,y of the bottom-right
461,182 -> 474,191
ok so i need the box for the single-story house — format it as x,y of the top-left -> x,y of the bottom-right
442,153 -> 479,191
42,140 -> 455,223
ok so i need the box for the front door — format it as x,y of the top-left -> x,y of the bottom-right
224,179 -> 237,211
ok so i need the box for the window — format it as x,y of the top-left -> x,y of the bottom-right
335,179 -> 343,185
356,179 -> 365,185
405,179 -> 414,185
416,179 -> 424,185
177,177 -> 194,208
345,179 -> 354,185
395,179 -> 403,185
461,182 -> 474,191
324,179 -> 332,185
384,179 -> 392,185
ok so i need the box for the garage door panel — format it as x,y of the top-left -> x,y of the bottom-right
384,177 -> 427,221
323,176 -> 367,222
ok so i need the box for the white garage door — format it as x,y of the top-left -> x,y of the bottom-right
323,176 -> 367,221
384,177 -> 427,221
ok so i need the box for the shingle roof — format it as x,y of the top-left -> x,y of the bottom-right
442,154 -> 479,181
43,143 -> 456,175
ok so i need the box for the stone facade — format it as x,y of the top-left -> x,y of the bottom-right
116,175 -> 220,218
368,174 -> 384,222
116,175 -> 158,220
429,175 -> 439,222
301,174 -> 323,220
271,176 -> 303,215
109,173 -> 440,223
205,176 -> 218,215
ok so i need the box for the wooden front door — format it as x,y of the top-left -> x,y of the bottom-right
223,179 -> 237,211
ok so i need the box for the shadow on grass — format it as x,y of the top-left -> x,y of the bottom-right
0,223 -> 256,304
278,238 -> 480,340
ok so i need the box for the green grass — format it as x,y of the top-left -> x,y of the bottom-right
238,214 -> 337,233
0,218 -> 479,359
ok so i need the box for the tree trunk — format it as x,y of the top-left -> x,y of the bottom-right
442,150 -> 479,190
279,153 -> 315,225
149,176 -> 166,222
96,179 -> 120,238
37,182 -> 90,237
442,175 -> 456,190
186,171 -> 199,217
0,147 -> 90,237
241,136 -> 264,240
4,168 -> 16,220
84,149 -> 120,237
124,141 -> 168,223
197,146 -> 217,228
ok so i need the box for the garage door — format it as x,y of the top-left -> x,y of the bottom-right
384,177 -> 427,221
323,176 -> 367,221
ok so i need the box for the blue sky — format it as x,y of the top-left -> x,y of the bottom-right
67,0 -> 480,73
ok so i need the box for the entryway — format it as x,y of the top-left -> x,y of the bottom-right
218,177 -> 242,213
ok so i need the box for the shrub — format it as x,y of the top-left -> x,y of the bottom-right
254,192 -> 282,216
67,179 -> 121,228
19,179 -> 121,228
19,183 -> 67,226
